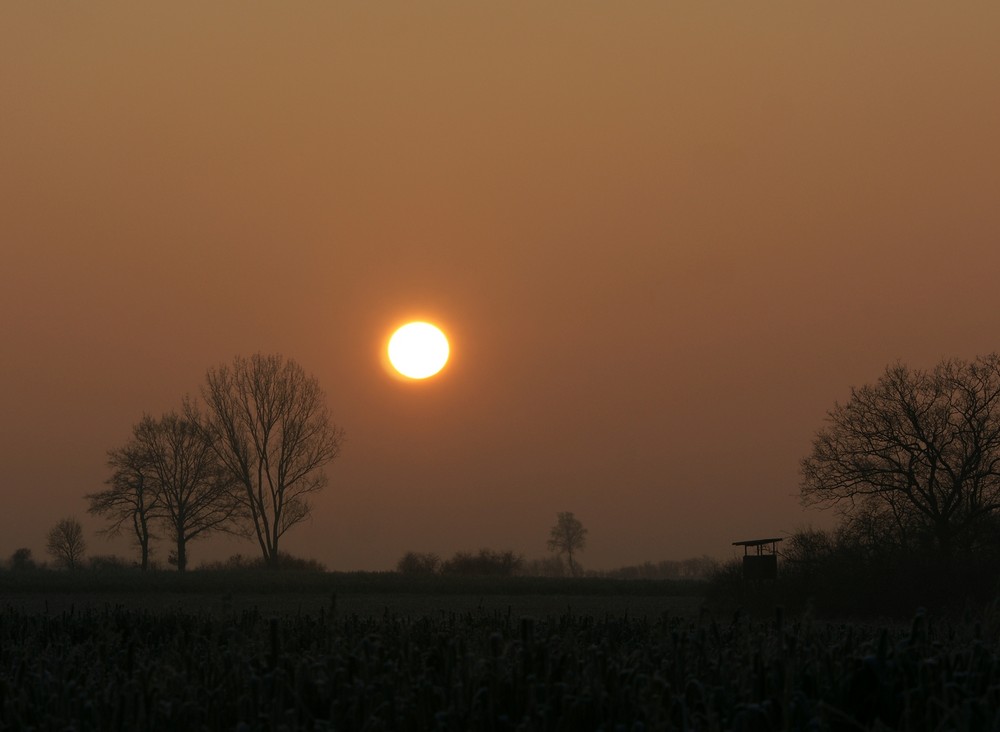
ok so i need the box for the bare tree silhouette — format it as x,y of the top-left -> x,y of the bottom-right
134,411 -> 242,572
87,440 -> 162,570
47,517 -> 86,570
197,354 -> 345,566
802,354 -> 1000,558
548,512 -> 588,576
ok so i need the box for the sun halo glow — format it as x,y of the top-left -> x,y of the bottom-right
387,322 -> 450,380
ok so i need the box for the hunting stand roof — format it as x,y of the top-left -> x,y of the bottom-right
732,537 -> 783,555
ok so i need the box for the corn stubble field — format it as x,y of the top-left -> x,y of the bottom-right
1,574 -> 1000,731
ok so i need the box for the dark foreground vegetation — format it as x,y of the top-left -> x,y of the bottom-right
703,526 -> 1000,620
710,551 -> 1000,620
8,524 -> 1000,730
3,596 -> 1000,731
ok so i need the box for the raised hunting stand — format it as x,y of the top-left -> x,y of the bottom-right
732,537 -> 783,581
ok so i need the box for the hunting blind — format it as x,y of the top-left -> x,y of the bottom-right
732,537 -> 783,581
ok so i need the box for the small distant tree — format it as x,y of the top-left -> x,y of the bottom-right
547,511 -> 587,577
10,547 -> 36,571
396,551 -> 441,575
47,518 -> 86,570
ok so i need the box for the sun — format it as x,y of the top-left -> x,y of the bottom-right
387,322 -> 450,379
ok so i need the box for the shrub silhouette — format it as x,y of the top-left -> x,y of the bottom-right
198,552 -> 326,572
9,548 -> 36,571
440,549 -> 524,577
396,551 -> 441,575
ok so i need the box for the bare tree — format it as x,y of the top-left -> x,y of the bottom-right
547,511 -> 588,576
801,355 -> 1000,558
198,354 -> 345,565
135,411 -> 241,572
86,440 -> 161,570
47,518 -> 86,570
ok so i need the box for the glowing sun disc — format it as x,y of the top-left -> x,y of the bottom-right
388,322 -> 450,379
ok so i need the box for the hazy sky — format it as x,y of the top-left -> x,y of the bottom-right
2,4 -> 999,571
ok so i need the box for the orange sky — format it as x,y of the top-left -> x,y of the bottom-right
2,4 -> 999,571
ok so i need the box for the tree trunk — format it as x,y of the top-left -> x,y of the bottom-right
930,517 -> 957,565
176,536 -> 187,572
139,517 -> 150,571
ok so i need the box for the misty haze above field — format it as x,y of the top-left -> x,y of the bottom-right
2,3 -> 999,570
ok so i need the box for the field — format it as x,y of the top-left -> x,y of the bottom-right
1,572 -> 999,730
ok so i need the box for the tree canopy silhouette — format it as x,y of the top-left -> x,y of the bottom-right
91,412 -> 240,571
801,355 -> 1000,558
87,438 -> 162,570
198,353 -> 345,566
139,411 -> 241,571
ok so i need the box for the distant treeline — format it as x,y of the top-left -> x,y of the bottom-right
396,549 -> 719,580
6,546 -> 718,582
590,556 -> 719,581
3,548 -> 326,574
